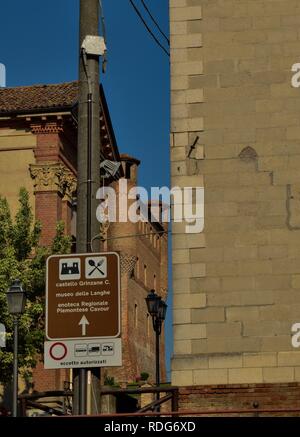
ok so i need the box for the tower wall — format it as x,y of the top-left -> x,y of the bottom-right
170,0 -> 300,388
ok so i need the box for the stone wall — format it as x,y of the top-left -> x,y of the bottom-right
170,0 -> 300,386
0,127 -> 36,217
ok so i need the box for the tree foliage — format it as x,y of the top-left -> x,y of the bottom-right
0,188 -> 71,383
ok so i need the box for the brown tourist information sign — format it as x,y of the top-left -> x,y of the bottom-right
46,252 -> 120,340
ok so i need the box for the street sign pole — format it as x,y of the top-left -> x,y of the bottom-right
76,0 -> 101,415
46,253 -> 120,341
46,253 -> 120,414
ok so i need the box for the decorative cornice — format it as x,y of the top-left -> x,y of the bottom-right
30,121 -> 64,135
62,170 -> 77,203
29,162 -> 77,200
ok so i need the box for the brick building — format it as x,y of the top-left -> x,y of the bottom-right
170,0 -> 300,412
0,82 -> 167,392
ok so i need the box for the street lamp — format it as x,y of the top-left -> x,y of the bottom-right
6,279 -> 26,417
145,289 -> 167,412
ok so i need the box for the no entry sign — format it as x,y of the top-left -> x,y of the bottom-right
44,338 -> 122,369
46,252 -> 120,340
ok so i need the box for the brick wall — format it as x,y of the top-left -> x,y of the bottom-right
35,191 -> 62,246
179,383 -> 300,416
170,0 -> 300,386
103,158 -> 168,385
33,362 -> 69,392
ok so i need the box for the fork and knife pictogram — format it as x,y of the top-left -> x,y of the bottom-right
88,259 -> 105,276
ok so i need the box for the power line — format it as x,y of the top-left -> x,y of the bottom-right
140,0 -> 170,46
128,0 -> 170,57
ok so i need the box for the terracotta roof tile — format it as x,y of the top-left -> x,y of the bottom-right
0,81 -> 79,114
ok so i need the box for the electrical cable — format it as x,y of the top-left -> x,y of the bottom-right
128,0 -> 170,57
99,0 -> 108,73
140,0 -> 170,46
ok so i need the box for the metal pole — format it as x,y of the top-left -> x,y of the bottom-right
87,92 -> 93,252
12,317 -> 18,417
74,0 -> 101,416
155,321 -> 160,413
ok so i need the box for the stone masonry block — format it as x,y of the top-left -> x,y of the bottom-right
192,337 -> 261,355
172,370 -> 193,386
172,175 -> 204,188
170,21 -> 188,36
171,33 -> 202,49
170,0 -> 187,7
187,117 -> 204,132
172,61 -> 203,76
220,17 -> 252,31
278,352 -> 300,366
186,89 -> 204,103
209,354 -> 243,369
174,339 -> 192,355
171,147 -> 186,162
261,336 -> 293,352
193,369 -> 228,385
228,368 -> 263,384
226,307 -> 260,322
171,76 -> 189,90
206,322 -> 242,338
173,309 -> 191,324
243,353 -> 277,368
170,6 -> 202,22
174,323 -> 206,340
171,355 -> 208,371
222,276 -> 255,291
173,132 -> 189,146
172,233 -> 206,250
173,278 -> 191,294
171,104 -> 188,118
173,293 -> 206,309
171,48 -> 188,63
173,248 -> 190,264
292,275 -> 300,289
208,291 -> 274,307
171,118 -> 188,133
191,307 -> 225,323
263,367 -> 294,383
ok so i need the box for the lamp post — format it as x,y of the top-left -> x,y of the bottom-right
145,289 -> 167,412
6,279 -> 26,417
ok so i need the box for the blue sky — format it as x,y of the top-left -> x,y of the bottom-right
0,1 -> 172,379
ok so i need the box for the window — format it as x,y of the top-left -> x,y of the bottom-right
134,303 -> 138,328
147,313 -> 150,338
